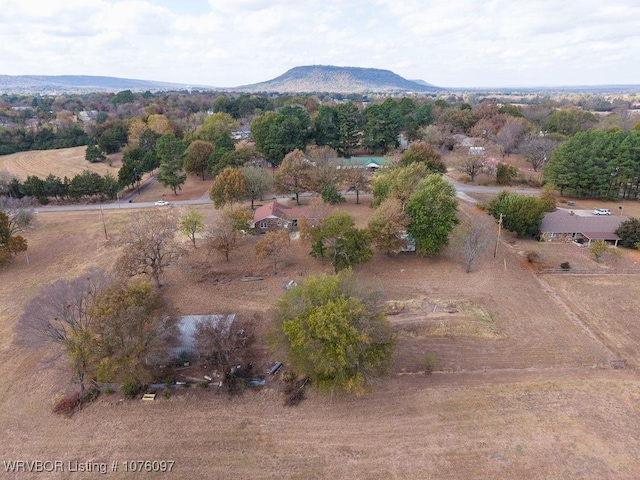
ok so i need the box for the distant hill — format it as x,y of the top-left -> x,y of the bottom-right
233,65 -> 442,94
0,75 -> 202,94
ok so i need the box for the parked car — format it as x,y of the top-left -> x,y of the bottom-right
154,200 -> 170,206
593,208 -> 611,215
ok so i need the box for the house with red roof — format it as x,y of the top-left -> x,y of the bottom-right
251,200 -> 308,234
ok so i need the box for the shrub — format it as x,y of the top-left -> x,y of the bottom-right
526,251 -> 541,263
421,352 -> 439,375
320,184 -> 345,204
560,262 -> 570,270
162,388 -> 171,400
197,381 -> 209,389
121,381 -> 144,399
52,388 -> 100,417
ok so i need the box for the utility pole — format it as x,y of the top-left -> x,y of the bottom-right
494,213 -> 503,258
100,204 -> 108,240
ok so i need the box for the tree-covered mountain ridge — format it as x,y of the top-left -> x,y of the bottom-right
233,65 -> 441,93
0,75 -> 197,94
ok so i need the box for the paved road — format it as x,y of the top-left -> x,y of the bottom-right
33,176 -> 541,213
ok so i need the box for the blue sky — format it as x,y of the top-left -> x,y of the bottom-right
2,0 -> 640,88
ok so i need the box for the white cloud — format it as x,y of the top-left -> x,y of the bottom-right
2,0 -> 640,87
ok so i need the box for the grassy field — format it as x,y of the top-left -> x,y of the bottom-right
2,200 -> 640,478
2,150 -> 640,478
0,146 -> 121,180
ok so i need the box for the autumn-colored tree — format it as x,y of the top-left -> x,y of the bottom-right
184,140 -> 214,180
276,149 -> 311,205
180,208 -> 205,247
306,145 -> 342,194
255,229 -> 289,275
206,216 -> 241,262
371,162 -> 431,210
343,167 -> 371,205
209,166 -> 246,209
196,112 -> 239,143
147,114 -> 173,136
368,199 -> 410,256
116,210 -> 185,287
0,211 -> 27,266
269,271 -> 394,396
400,141 -> 446,173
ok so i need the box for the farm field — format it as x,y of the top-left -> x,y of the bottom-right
2,191 -> 640,477
0,146 -> 122,180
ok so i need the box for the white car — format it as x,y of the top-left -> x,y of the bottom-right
154,200 -> 170,206
593,208 -> 611,215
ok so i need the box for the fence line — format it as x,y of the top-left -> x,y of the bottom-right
537,268 -> 640,275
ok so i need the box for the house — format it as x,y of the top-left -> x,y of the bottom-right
341,156 -> 388,171
251,200 -> 307,233
539,210 -> 628,246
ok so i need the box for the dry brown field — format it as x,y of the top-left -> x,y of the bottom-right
2,194 -> 640,478
0,146 -> 122,180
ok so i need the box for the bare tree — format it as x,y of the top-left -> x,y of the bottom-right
344,167 -> 371,205
495,117 -> 532,155
117,210 -> 185,287
519,136 -> 559,172
453,139 -> 501,182
0,196 -> 36,235
206,216 -> 240,262
450,215 -> 494,273
18,269 -> 110,390
193,314 -> 257,374
255,229 -> 289,275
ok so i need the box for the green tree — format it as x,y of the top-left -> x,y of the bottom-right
371,163 -> 431,210
156,134 -> 187,195
368,198 -> 410,256
543,109 -> 598,137
85,144 -> 105,163
487,191 -> 547,237
496,163 -> 519,185
196,112 -> 239,142
251,106 -> 310,166
207,133 -> 236,177
615,217 -> 640,248
310,212 -> 373,273
180,208 -> 205,247
270,271 -> 394,396
362,99 -> 401,153
184,140 -> 214,180
335,102 -> 361,157
406,174 -> 459,255
209,167 -> 246,209
242,165 -> 272,209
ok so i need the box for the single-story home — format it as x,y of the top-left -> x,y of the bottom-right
251,200 -> 307,233
340,156 -> 388,171
539,210 -> 628,246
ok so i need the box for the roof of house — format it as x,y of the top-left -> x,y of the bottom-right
253,200 -> 307,223
540,210 -> 628,239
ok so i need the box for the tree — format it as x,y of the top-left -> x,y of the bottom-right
251,106 -> 310,166
406,174 -> 459,255
276,149 -> 311,205
156,134 -> 187,195
0,210 -> 28,266
495,116 -> 532,155
615,217 -> 640,248
310,212 -> 373,273
306,145 -> 342,195
85,144 -> 105,163
207,133 -> 236,177
206,215 -> 241,262
543,108 -> 598,137
117,210 -> 184,287
367,199 -> 410,256
400,141 -> 446,173
194,315 -> 256,374
255,229 -> 290,275
520,136 -> 558,172
209,166 -> 246,209
496,163 -> 519,185
362,99 -> 401,153
454,143 -> 489,182
241,165 -> 272,209
270,271 -> 394,396
487,191 -> 547,237
91,280 -> 178,384
184,140 -> 214,180
196,112 -> 239,142
0,196 -> 35,235
180,208 -> 205,247
18,269 -> 110,391
343,167 -> 371,205
372,163 -> 431,210
450,215 -> 494,272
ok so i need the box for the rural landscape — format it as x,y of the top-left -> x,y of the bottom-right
3,66 -> 640,479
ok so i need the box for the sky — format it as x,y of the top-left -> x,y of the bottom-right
2,0 -> 640,88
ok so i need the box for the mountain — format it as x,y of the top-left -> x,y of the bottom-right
0,75 -> 202,94
233,65 -> 441,93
